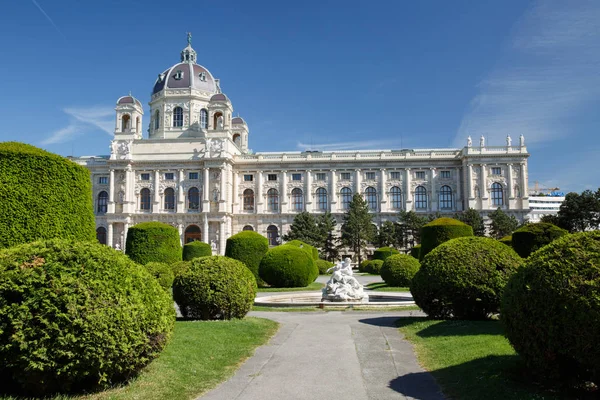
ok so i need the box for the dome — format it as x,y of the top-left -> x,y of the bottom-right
117,95 -> 142,107
210,93 -> 228,102
152,62 -> 217,95
232,117 -> 246,125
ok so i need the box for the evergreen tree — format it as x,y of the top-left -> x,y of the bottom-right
282,212 -> 320,247
488,207 -> 519,239
317,213 -> 339,261
556,190 -> 600,232
341,194 -> 374,264
456,208 -> 486,236
397,210 -> 428,248
376,220 -> 398,247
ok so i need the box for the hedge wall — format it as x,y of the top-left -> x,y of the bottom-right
511,222 -> 568,258
182,241 -> 212,261
373,247 -> 400,261
0,142 -> 96,248
225,231 -> 269,280
125,222 -> 182,265
419,217 -> 473,260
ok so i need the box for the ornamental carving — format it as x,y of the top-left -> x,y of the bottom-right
158,182 -> 177,192
386,181 -> 403,190
110,140 -> 133,160
287,182 -> 304,191
134,182 -> 153,195
486,176 -> 507,187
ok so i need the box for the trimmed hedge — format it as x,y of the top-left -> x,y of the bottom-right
182,241 -> 212,261
410,245 -> 421,259
0,239 -> 175,396
499,235 -> 512,246
510,222 -> 568,258
0,142 -> 95,248
373,247 -> 400,261
259,246 -> 315,287
286,239 -> 319,260
501,232 -> 600,383
380,254 -> 420,287
145,262 -> 174,290
359,259 -> 370,273
365,259 -> 384,274
411,236 -> 523,319
126,222 -> 182,265
316,259 -> 334,274
419,217 -> 473,260
225,231 -> 269,280
173,256 -> 256,320
171,260 -> 191,277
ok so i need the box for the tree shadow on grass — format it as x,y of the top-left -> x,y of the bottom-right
396,316 -> 504,337
358,316 -> 410,328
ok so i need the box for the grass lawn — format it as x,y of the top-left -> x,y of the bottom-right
397,318 -> 566,400
365,282 -> 410,292
1,318 -> 278,400
256,281 -> 324,292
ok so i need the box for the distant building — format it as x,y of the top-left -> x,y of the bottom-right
527,195 -> 565,223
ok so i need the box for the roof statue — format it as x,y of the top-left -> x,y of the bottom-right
186,32 -> 192,46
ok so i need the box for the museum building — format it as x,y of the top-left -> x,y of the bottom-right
75,38 -> 531,255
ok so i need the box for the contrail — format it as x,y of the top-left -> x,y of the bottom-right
31,0 -> 66,39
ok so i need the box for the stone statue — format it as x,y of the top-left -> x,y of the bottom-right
217,115 -> 224,129
322,257 -> 368,302
210,240 -> 217,254
467,136 -> 472,147
187,32 -> 192,45
479,135 -> 485,148
506,134 -> 512,146
519,134 -> 525,147
114,242 -> 121,251
212,188 -> 220,202
111,140 -> 118,155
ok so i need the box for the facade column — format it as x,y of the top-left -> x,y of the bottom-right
404,168 -> 412,211
178,169 -> 185,211
123,222 -> 129,248
305,170 -> 312,212
202,168 -> 209,206
507,164 -> 514,199
379,168 -> 387,212
108,169 -> 115,213
232,171 -> 239,214
480,164 -> 488,209
467,164 -> 474,198
280,170 -> 288,213
107,223 -> 113,248
125,165 -> 133,213
521,162 -> 528,198
455,167 -> 462,211
330,169 -> 337,213
219,165 -> 227,212
153,170 -> 160,212
355,169 -> 362,196
178,223 -> 184,246
256,172 -> 264,213
430,168 -> 437,212
203,215 -> 209,244
219,220 -> 226,255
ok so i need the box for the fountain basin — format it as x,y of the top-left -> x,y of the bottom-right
254,291 -> 414,308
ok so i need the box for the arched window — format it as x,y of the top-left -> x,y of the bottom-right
267,188 -> 279,212
140,188 -> 151,211
243,225 -> 254,231
439,185 -> 453,210
164,188 -> 175,210
184,225 -> 202,243
267,225 -> 279,246
365,187 -> 377,210
233,133 -> 241,147
414,186 -> 427,210
200,109 -> 208,129
291,188 -> 303,211
214,112 -> 223,130
96,227 -> 106,245
316,188 -> 328,211
341,187 -> 352,210
243,189 -> 254,211
390,186 -> 402,209
154,110 -> 160,130
121,114 -> 130,131
491,182 -> 504,206
97,191 -> 108,213
188,187 -> 200,210
173,107 -> 183,127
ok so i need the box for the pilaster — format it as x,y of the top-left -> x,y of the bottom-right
404,168 -> 412,211
305,170 -> 312,212
108,169 -> 115,213
380,168 -> 387,212
280,170 -> 288,213
330,169 -> 337,213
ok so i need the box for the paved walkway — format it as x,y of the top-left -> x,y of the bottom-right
198,310 -> 444,400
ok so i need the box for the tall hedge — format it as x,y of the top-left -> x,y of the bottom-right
419,217 -> 473,260
410,245 -> 421,259
225,231 -> 269,280
0,239 -> 175,396
510,222 -> 568,258
373,247 -> 400,261
259,246 -> 315,287
182,241 -> 212,261
125,222 -> 182,265
0,142 -> 95,248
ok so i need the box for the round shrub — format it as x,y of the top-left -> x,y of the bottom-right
173,256 -> 257,320
419,218 -> 473,260
359,259 -> 370,273
380,254 -> 420,287
316,259 -> 334,274
145,262 -> 174,290
225,231 -> 269,280
411,236 -> 523,319
366,259 -> 384,274
373,247 -> 400,261
259,246 -> 315,287
410,245 -> 421,259
0,142 -> 95,249
126,222 -> 182,265
501,232 -> 600,383
171,260 -> 191,277
182,241 -> 212,261
0,239 -> 175,396
511,222 -> 568,258
499,235 -> 512,246
286,239 -> 319,260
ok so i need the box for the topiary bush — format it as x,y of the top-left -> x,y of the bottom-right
0,239 -> 175,397
501,232 -> 600,384
259,246 -> 315,288
171,260 -> 191,277
359,259 -> 370,273
373,247 -> 400,261
182,241 -> 212,261
173,256 -> 257,320
499,235 -> 512,246
410,245 -> 421,259
286,239 -> 319,260
419,217 -> 473,260
366,259 -> 384,274
510,222 -> 568,258
411,236 -> 523,319
380,254 -> 420,287
316,259 -> 334,274
225,231 -> 269,280
0,142 -> 95,249
126,222 -> 182,265
145,262 -> 174,290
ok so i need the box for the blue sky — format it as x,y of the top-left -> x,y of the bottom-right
1,0 -> 599,193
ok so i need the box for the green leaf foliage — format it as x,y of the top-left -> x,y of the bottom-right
259,245 -> 316,287
410,244 -> 421,259
284,240 -> 319,281
556,190 -> 600,232
499,235 -> 512,246
358,259 -> 370,273
419,217 -> 473,260
380,254 -> 420,287
171,260 -> 191,278
281,212 -> 321,248
501,232 -> 600,384
182,241 -> 212,261
365,259 -> 384,274
145,262 -> 175,290
510,222 -> 568,258
0,142 -> 96,248
373,246 -> 400,261
397,210 -> 428,248
341,193 -> 374,264
173,256 -> 257,320
411,236 -> 523,319
455,208 -> 486,236
488,208 -> 519,239
126,222 -> 182,265
0,239 -> 175,396
225,231 -> 269,280
316,259 -> 334,274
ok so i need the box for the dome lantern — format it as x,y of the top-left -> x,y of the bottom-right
180,32 -> 197,64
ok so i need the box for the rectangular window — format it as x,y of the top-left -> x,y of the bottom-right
316,173 -> 326,181
140,173 -> 150,181
292,173 -> 302,181
164,172 -> 174,180
341,172 -> 351,180
268,174 -> 278,181
244,174 -> 254,182
365,172 -> 376,180
188,172 -> 199,180
415,171 -> 425,180
492,167 -> 502,175
440,170 -> 451,179
98,176 -> 108,184
390,171 -> 401,180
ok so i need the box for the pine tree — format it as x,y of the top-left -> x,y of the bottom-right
456,208 -> 486,236
341,194 -> 374,264
397,210 -> 428,248
376,220 -> 398,247
282,212 -> 320,247
317,212 -> 339,261
488,207 -> 519,239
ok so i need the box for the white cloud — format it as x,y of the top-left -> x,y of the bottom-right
41,106 -> 114,145
31,0 -> 65,39
297,139 -> 406,151
454,0 -> 600,147
41,122 -> 85,145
